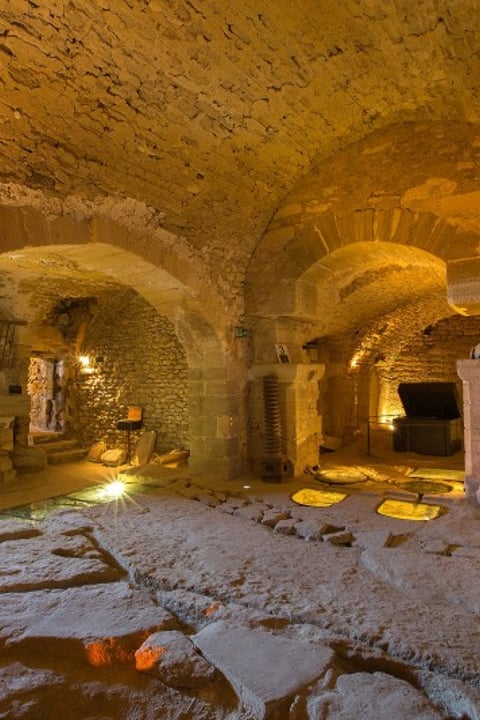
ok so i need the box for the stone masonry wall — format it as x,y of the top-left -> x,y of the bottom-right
375,314 -> 480,420
317,314 -> 480,445
358,315 -> 480,434
75,289 -> 188,454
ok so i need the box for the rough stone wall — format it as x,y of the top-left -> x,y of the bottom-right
375,314 -> 480,420
27,357 -> 66,432
312,313 -> 479,446
75,289 -> 188,454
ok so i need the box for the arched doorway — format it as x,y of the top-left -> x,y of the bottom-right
245,122 -> 480,474
0,201 -> 246,479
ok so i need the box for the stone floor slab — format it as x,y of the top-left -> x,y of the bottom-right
136,629 -> 216,687
0,530 -> 122,592
192,620 -> 334,718
318,671 -> 443,720
2,582 -> 177,665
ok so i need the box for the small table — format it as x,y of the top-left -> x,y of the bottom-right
116,419 -> 142,463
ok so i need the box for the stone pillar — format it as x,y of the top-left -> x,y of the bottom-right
249,363 -> 325,477
457,359 -> 480,503
187,367 -> 245,481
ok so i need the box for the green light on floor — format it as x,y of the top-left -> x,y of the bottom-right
291,487 -> 348,508
397,480 -> 453,495
376,498 -> 445,521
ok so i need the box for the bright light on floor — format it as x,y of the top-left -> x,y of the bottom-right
101,479 -> 126,499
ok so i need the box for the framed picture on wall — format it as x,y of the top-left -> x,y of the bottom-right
275,344 -> 291,363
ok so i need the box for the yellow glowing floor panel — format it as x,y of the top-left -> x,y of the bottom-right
291,487 -> 348,508
407,468 -> 464,482
376,498 -> 445,521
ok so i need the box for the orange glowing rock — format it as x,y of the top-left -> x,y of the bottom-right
85,634 -> 148,667
135,644 -> 167,671
204,602 -> 222,616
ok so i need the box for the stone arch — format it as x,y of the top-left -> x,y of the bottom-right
0,188 -> 231,330
245,121 -> 480,471
247,120 -> 480,322
246,207 -> 458,321
246,237 -> 455,471
0,194 -> 245,478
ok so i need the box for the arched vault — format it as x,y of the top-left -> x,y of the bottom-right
0,198 -> 246,479
245,122 -> 480,472
247,121 -> 480,328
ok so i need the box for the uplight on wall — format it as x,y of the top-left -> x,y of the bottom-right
380,415 -> 396,431
349,351 -> 365,369
78,354 -> 95,375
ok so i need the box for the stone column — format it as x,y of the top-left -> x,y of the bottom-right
457,359 -> 480,503
187,363 -> 245,481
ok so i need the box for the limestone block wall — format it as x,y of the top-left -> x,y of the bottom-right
309,314 -> 479,447
75,290 -> 188,454
0,341 -> 31,453
457,360 -> 480,502
0,392 -> 29,482
375,314 -> 480,421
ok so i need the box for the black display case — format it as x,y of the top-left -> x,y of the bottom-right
393,382 -> 463,456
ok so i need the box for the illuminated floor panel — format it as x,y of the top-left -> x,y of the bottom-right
1,496 -> 94,521
305,466 -> 367,485
291,487 -> 348,508
376,498 -> 446,521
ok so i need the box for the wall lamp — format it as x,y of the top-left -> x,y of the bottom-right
78,354 -> 95,375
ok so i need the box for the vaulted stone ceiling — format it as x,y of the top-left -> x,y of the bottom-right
0,0 -> 480,344
1,0 -> 480,278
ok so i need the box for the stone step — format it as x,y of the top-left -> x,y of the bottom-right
40,439 -> 80,455
47,448 -> 88,465
31,431 -> 66,444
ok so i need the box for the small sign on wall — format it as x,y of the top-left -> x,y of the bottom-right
275,343 -> 291,363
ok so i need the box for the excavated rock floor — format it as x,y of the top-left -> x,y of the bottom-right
0,443 -> 479,719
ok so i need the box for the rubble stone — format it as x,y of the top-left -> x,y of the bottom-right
294,520 -> 336,541
274,518 -> 297,535
262,509 -> 290,528
135,630 -> 216,688
100,448 -> 127,467
324,531 -> 354,546
88,441 -> 107,463
132,430 -> 157,466
196,493 -> 222,508
234,503 -> 265,523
